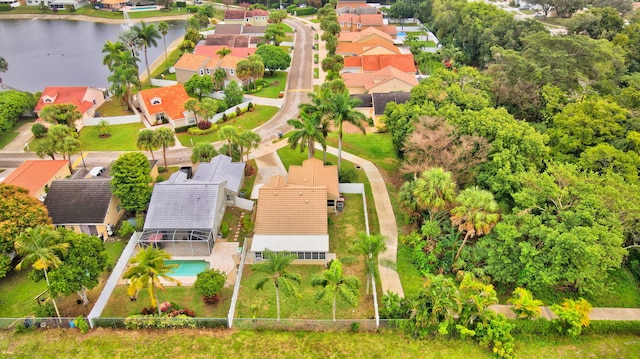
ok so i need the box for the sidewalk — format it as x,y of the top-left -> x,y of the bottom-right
1,122 -> 34,153
489,304 -> 640,321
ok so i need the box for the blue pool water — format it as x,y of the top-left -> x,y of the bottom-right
166,260 -> 209,276
397,31 -> 407,37
128,6 -> 158,11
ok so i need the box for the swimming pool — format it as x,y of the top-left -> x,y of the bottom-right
128,5 -> 159,11
397,31 -> 407,37
166,260 -> 209,276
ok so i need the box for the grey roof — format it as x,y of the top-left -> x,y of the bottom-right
372,92 -> 411,115
144,182 -> 224,230
214,24 -> 243,35
192,154 -> 245,194
242,26 -> 267,34
351,94 -> 372,108
44,179 -> 113,225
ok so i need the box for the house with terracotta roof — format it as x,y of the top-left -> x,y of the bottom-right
338,13 -> 396,37
342,66 -> 419,94
288,158 -> 341,211
175,52 -> 246,87
250,176 -> 331,263
174,53 -> 210,83
338,27 -> 394,44
195,45 -> 257,59
44,179 -> 124,239
35,86 -> 105,131
342,53 -> 416,74
223,9 -> 269,26
136,84 -> 195,128
336,40 -> 400,57
2,160 -> 70,201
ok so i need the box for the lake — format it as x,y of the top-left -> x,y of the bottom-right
0,18 -> 186,93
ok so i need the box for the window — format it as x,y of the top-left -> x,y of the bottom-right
188,117 -> 196,124
206,68 -> 211,74
155,113 -> 166,122
199,69 -> 204,76
151,97 -> 162,105
340,22 -> 344,27
357,23 -> 361,29
230,68 -> 235,75
226,195 -> 231,201
297,252 -> 304,260
305,252 -> 311,260
319,252 -> 326,260
347,22 -> 351,27
255,252 -> 263,260
92,99 -> 97,105
312,252 -> 319,260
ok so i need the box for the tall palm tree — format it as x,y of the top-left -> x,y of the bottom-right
321,89 -> 367,171
122,247 -> 180,315
216,47 -> 231,58
312,259 -> 360,322
184,98 -> 201,123
15,226 -> 69,320
300,91 -> 332,164
157,21 -> 170,65
108,59 -> 141,110
137,129 -> 159,160
412,167 -> 457,222
214,68 -> 227,90
60,136 -> 81,173
287,111 -> 326,159
132,22 -> 161,84
252,250 -> 301,322
155,127 -> 175,171
0,55 -> 8,82
101,40 -> 127,71
450,186 -> 500,261
350,233 -> 386,295
238,130 -> 261,162
219,126 -> 240,158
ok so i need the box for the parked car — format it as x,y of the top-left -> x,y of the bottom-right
534,12 -> 545,17
89,166 -> 105,177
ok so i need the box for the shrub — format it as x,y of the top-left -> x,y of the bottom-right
292,7 -> 316,15
242,215 -> 254,234
247,102 -> 254,111
194,268 -> 226,302
380,292 -> 411,319
187,126 -> 217,135
31,123 -> 48,138
227,112 -> 236,120
124,314 -> 196,329
34,302 -> 56,318
339,167 -> 358,183
551,298 -> 592,337
0,4 -> 12,11
118,220 -> 135,237
220,222 -> 229,238
175,124 -> 197,133
74,316 -> 89,334
222,113 -> 228,122
474,314 -> 516,359
197,120 -> 212,130
186,5 -> 198,12
236,106 -> 242,117
176,1 -> 186,7
507,287 -> 543,320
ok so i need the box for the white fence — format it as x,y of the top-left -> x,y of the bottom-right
150,78 -> 178,87
83,114 -> 140,126
234,196 -> 255,211
87,232 -> 139,328
210,100 -> 252,124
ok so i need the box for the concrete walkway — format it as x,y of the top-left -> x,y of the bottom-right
250,151 -> 288,199
490,304 -> 640,321
1,121 -> 34,153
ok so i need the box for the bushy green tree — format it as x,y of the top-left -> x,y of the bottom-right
255,45 -> 291,75
194,268 -> 226,303
551,298 -> 592,337
110,152 -> 153,212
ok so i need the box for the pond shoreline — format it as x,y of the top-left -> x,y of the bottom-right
0,13 -> 190,24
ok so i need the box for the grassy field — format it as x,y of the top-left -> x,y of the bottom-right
249,71 -> 288,99
0,120 -> 33,150
95,101 -> 132,117
1,329 -> 639,358
0,269 -> 47,318
325,132 -> 399,175
79,122 -> 145,151
176,105 -> 278,147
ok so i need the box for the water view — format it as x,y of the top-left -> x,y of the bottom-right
0,18 -> 186,93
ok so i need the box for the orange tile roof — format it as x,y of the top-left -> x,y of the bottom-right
219,55 -> 243,69
138,84 -> 190,121
255,176 -> 328,235
361,54 -> 416,73
359,14 -> 383,25
337,40 -> 400,56
3,160 -> 69,196
379,25 -> 398,36
288,158 -> 339,199
339,27 -> 394,43
35,86 -> 94,114
195,45 -> 256,58
343,66 -> 419,92
174,53 -> 210,71
343,56 -> 362,68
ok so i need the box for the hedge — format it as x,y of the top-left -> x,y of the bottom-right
186,5 -> 198,13
187,126 -> 217,135
289,7 -> 316,16
0,4 -> 12,11
510,318 -> 640,336
176,1 -> 186,7
175,124 -> 197,133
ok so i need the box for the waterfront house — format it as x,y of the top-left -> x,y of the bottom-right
35,86 -> 105,131
136,84 -> 195,128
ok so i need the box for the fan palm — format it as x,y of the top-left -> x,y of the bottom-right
122,247 -> 180,315
15,226 -> 69,319
216,47 -> 231,58
252,250 -> 301,322
311,259 -> 360,322
450,186 -> 500,261
287,111 -> 326,159
412,167 -> 456,222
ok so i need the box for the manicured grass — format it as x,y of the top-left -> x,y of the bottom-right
176,105 -> 278,147
249,71 -> 288,99
326,132 -> 400,175
240,159 -> 257,199
78,122 -> 146,151
281,23 -> 293,33
313,68 -> 319,79
396,244 -> 425,298
0,119 -> 33,150
101,285 -> 232,318
235,264 -> 374,320
105,240 -> 126,267
150,47 -> 185,82
2,330 -> 639,358
221,206 -> 250,241
0,269 -> 47,318
95,101 -> 132,117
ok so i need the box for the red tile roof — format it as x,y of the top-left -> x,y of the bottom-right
195,45 -> 256,58
361,54 -> 415,73
174,53 -> 210,71
359,14 -> 383,25
35,86 -> 94,114
224,9 -> 268,20
3,160 -> 69,196
138,84 -> 190,121
342,66 -> 418,92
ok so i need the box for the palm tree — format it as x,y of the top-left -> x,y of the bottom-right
184,98 -> 200,122
219,126 -> 240,158
252,250 -> 301,322
350,233 -> 386,295
191,143 -> 218,163
300,91 -> 332,164
214,68 -> 227,90
108,61 -> 141,110
412,274 -> 461,331
132,22 -> 161,84
0,55 -> 8,82
122,247 -> 181,315
238,130 -> 261,162
60,136 -> 81,173
216,47 -> 231,58
412,167 -> 456,222
312,259 -> 360,322
137,129 -> 159,160
155,127 -> 175,171
101,40 -> 127,71
321,89 -> 367,171
287,111 -> 326,159
158,21 -> 170,65
15,226 -> 69,320
450,186 -> 500,261
236,55 -> 264,90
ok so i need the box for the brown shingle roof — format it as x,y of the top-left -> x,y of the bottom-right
288,158 -> 339,199
3,160 -> 69,196
44,179 -> 114,225
254,176 -> 328,235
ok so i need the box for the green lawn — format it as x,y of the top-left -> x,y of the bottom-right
240,159 -> 257,200
105,240 -> 125,267
95,101 -> 132,117
176,105 -> 278,147
79,122 -> 146,151
0,119 -> 34,150
326,132 -> 400,175
250,71 -> 288,99
0,269 -> 47,318
1,330 -> 639,358
101,285 -> 232,318
281,23 -> 293,33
